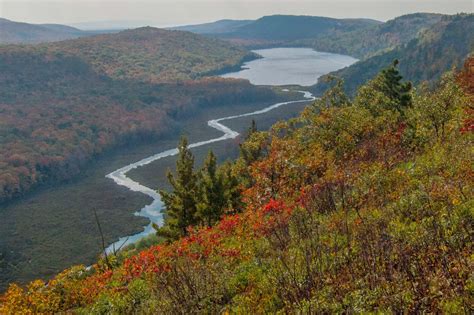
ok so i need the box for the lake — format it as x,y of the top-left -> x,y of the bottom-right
221,47 -> 358,86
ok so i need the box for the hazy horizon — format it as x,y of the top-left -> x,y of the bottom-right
0,0 -> 472,30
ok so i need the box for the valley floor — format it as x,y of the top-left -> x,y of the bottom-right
0,91 -> 308,292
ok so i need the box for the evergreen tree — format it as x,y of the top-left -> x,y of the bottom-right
248,119 -> 257,135
237,120 -> 267,189
220,161 -> 243,214
377,59 -> 412,113
156,136 -> 198,239
355,60 -> 412,117
239,119 -> 262,166
196,151 -> 227,227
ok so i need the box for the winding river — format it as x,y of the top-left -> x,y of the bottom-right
105,47 -> 357,252
105,90 -> 316,253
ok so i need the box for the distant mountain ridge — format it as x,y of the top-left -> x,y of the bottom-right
314,13 -> 474,95
221,15 -> 382,41
177,13 -> 446,61
0,18 -> 90,44
305,13 -> 445,59
208,15 -> 381,47
170,19 -> 254,34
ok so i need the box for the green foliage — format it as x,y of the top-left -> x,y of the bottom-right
196,151 -> 228,226
157,137 -> 199,239
409,72 -> 467,142
239,120 -> 263,166
355,60 -> 412,116
157,141 -> 244,238
2,62 -> 473,314
219,161 -> 243,214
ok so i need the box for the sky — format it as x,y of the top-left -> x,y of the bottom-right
0,0 -> 472,29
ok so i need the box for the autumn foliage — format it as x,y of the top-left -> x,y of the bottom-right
1,62 -> 473,313
0,47 -> 276,204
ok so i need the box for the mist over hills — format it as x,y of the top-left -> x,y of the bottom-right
220,15 -> 382,41
0,18 -> 90,44
171,19 -> 254,34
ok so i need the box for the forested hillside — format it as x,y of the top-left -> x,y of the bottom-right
181,13 -> 441,57
208,15 -> 381,47
315,14 -> 474,95
222,15 -> 380,40
0,40 -> 276,204
14,27 -> 257,83
1,59 -> 471,313
306,13 -> 443,59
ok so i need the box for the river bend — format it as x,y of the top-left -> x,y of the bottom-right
105,90 -> 315,252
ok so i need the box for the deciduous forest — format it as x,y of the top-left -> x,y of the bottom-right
1,58 -> 472,313
0,29 -> 276,204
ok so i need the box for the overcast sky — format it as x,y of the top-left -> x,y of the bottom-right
1,0 -> 472,29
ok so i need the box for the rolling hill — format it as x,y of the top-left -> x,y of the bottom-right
222,15 -> 381,41
174,15 -> 381,48
306,13 -> 444,59
0,18 -> 90,44
175,14 -> 443,59
170,19 -> 254,34
314,14 -> 474,95
33,27 -> 258,83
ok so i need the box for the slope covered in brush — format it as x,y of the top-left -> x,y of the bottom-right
1,60 -> 472,313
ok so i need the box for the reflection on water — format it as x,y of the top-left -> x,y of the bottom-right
221,47 -> 357,86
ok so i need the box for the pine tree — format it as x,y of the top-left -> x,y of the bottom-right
248,119 -> 257,135
220,161 -> 242,214
156,136 -> 198,239
239,119 -> 261,166
378,59 -> 412,113
196,151 -> 227,227
237,120 -> 266,189
355,60 -> 412,117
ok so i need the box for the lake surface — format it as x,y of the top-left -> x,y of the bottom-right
221,47 -> 358,86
